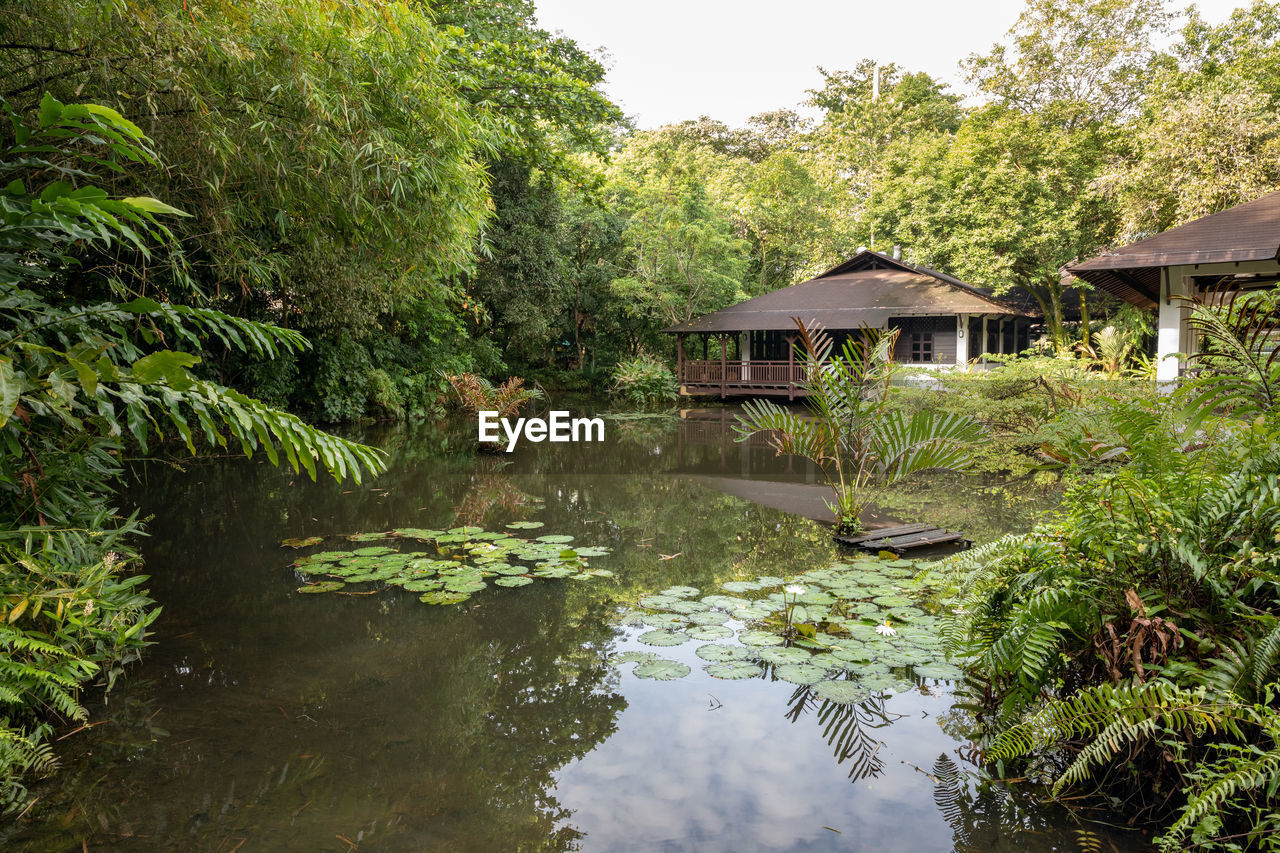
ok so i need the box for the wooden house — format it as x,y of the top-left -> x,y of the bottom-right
663,249 -> 1038,398
1069,190 -> 1280,382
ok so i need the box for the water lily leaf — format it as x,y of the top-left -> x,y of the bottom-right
757,646 -> 812,666
638,594 -> 678,609
393,528 -> 443,540
353,546 -> 396,557
754,575 -> 785,588
687,625 -> 734,640
401,579 -> 442,592
775,663 -> 828,685
813,680 -> 869,705
738,630 -> 784,647
420,591 -> 471,605
913,663 -> 964,680
298,581 -> 345,593
637,629 -> 690,647
661,585 -> 699,598
612,650 -> 659,665
706,661 -> 762,680
642,613 -> 688,629
687,610 -> 729,626
721,580 -> 761,593
448,526 -> 483,535
536,534 -> 574,544
798,590 -> 836,605
494,576 -> 533,587
872,594 -> 912,607
281,536 -> 324,548
347,532 -> 391,541
696,643 -> 749,662
732,605 -> 774,621
633,658 -> 690,680
506,521 -> 544,529
533,565 -> 575,578
666,601 -> 706,614
573,546 -> 610,557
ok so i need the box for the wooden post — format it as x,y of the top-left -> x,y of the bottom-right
719,335 -> 727,398
676,334 -> 684,386
785,333 -> 797,401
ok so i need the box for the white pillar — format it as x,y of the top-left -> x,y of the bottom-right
1157,267 -> 1192,383
955,314 -> 969,367
741,331 -> 751,381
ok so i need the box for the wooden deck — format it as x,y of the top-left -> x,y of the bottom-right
835,523 -> 972,554
679,359 -> 807,398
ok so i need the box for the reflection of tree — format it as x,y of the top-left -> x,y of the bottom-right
783,686 -> 896,782
452,457 -> 537,527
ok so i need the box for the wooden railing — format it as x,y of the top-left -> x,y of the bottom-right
679,360 -> 806,396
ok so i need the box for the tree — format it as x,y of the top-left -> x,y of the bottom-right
964,0 -> 1173,126
1110,3 -> 1280,237
872,105 -> 1117,347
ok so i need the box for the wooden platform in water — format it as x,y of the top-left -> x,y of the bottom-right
835,523 -> 971,554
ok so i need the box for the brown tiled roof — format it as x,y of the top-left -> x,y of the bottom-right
1069,190 -> 1280,307
664,251 -> 1035,334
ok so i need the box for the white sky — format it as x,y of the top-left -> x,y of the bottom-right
535,0 -> 1257,129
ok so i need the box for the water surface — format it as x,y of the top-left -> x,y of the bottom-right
4,409 -> 1141,851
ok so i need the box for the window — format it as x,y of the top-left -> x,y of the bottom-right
910,331 -> 933,362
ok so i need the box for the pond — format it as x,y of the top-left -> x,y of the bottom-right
4,408 -> 1143,852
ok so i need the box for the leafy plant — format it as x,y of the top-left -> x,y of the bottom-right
609,353 -> 676,408
444,372 -> 543,420
0,94 -> 384,813
735,319 -> 984,534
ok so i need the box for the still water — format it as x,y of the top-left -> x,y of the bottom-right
5,409 -> 1140,852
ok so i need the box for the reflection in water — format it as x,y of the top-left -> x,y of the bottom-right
3,412 -> 1119,852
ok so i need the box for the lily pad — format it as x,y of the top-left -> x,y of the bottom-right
693,644 -> 739,662
536,534 -> 575,544
633,658 -> 691,680
661,585 -> 700,598
706,661 -> 763,680
738,630 -> 785,647
687,625 -> 734,640
282,536 -> 324,548
611,650 -> 659,665
506,521 -> 544,530
757,646 -> 813,666
419,591 -> 471,605
494,576 -> 534,587
721,580 -> 761,593
813,680 -> 870,705
298,581 -> 345,593
637,629 -> 690,647
774,663 -> 829,685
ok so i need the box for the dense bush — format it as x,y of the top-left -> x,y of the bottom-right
931,289 -> 1280,850
610,353 -> 677,409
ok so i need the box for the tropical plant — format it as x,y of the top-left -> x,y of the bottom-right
610,353 -> 677,409
1078,325 -> 1139,376
735,319 -> 984,534
444,372 -> 543,417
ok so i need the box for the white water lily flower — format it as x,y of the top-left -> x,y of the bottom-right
875,620 -> 896,637
785,584 -> 806,595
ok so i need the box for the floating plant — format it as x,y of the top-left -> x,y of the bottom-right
286,525 -> 611,605
608,556 -> 968,703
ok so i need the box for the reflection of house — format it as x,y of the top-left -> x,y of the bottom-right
1069,190 -> 1280,382
663,249 -> 1038,398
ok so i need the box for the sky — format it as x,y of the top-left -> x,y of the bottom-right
534,0 -> 1257,129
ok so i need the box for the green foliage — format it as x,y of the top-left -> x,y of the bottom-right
736,321 -> 983,534
610,354 -> 676,409
0,95 -> 383,811
931,294 -> 1280,848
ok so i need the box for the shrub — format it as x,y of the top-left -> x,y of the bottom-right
610,353 -> 677,409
